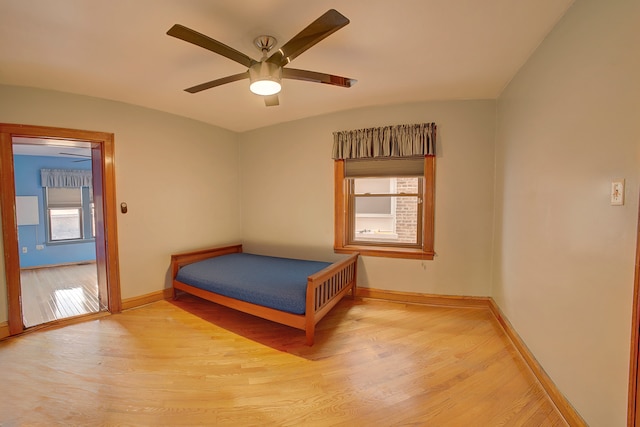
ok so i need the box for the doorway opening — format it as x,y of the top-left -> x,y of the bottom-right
13,139 -> 102,327
0,124 -> 121,336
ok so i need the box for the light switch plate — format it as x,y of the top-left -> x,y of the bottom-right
611,179 -> 625,206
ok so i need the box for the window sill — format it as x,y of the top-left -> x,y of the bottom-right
354,232 -> 399,241
335,245 -> 434,260
47,239 -> 95,246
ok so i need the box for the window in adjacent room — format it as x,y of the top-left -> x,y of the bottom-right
45,186 -> 95,243
332,122 -> 436,260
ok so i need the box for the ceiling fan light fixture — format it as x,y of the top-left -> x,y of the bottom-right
249,61 -> 282,96
168,10 -> 355,104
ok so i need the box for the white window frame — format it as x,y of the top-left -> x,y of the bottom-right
44,187 -> 95,244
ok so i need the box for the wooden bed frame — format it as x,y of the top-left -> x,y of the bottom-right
170,244 -> 359,346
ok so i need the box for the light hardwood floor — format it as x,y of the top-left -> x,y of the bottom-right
0,294 -> 568,426
20,263 -> 100,328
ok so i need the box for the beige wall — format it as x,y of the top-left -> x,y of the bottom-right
494,0 -> 640,425
0,85 -> 242,320
239,100 -> 496,296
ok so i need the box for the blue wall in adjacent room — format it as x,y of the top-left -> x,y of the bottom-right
14,155 -> 96,268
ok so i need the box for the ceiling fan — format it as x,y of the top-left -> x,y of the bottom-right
167,9 -> 356,106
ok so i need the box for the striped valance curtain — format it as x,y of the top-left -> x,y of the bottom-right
40,169 -> 92,188
332,122 -> 436,160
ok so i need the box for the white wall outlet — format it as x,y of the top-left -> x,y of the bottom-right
22,246 -> 27,253
611,179 -> 625,206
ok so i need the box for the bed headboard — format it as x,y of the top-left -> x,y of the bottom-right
170,244 -> 243,279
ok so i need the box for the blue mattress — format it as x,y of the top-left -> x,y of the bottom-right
175,253 -> 331,315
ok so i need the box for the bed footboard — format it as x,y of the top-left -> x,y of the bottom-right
305,252 -> 359,345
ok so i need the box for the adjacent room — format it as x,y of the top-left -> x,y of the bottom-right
13,142 -> 101,327
0,1 -> 638,426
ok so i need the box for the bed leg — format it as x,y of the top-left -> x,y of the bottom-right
171,287 -> 178,300
306,328 -> 315,346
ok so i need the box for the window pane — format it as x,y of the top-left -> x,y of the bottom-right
396,177 -> 419,194
352,196 -> 419,245
49,208 -> 82,240
355,196 -> 392,215
394,196 -> 419,244
354,178 -> 392,195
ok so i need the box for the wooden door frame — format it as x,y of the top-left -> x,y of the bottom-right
0,123 -> 121,335
629,189 -> 640,426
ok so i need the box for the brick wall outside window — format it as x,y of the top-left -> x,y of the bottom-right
395,178 -> 418,243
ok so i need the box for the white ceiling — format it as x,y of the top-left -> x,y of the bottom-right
0,0 -> 574,133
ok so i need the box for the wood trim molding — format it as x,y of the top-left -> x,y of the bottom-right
121,288 -> 174,311
0,321 -> 9,340
628,188 -> 640,426
0,123 -> 122,335
0,132 -> 22,335
422,155 -> 436,255
357,287 -> 490,308
488,299 -> 587,426
99,134 -> 122,314
358,288 -> 585,426
333,160 -> 346,251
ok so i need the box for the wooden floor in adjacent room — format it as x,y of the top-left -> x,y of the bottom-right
20,263 -> 100,328
0,294 -> 568,426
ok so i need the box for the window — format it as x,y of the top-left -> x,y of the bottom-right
45,187 -> 95,243
334,156 -> 435,259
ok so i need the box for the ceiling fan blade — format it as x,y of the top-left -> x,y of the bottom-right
185,72 -> 249,94
267,9 -> 349,67
264,95 -> 279,107
282,68 -> 356,88
59,152 -> 91,158
167,24 -> 257,68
